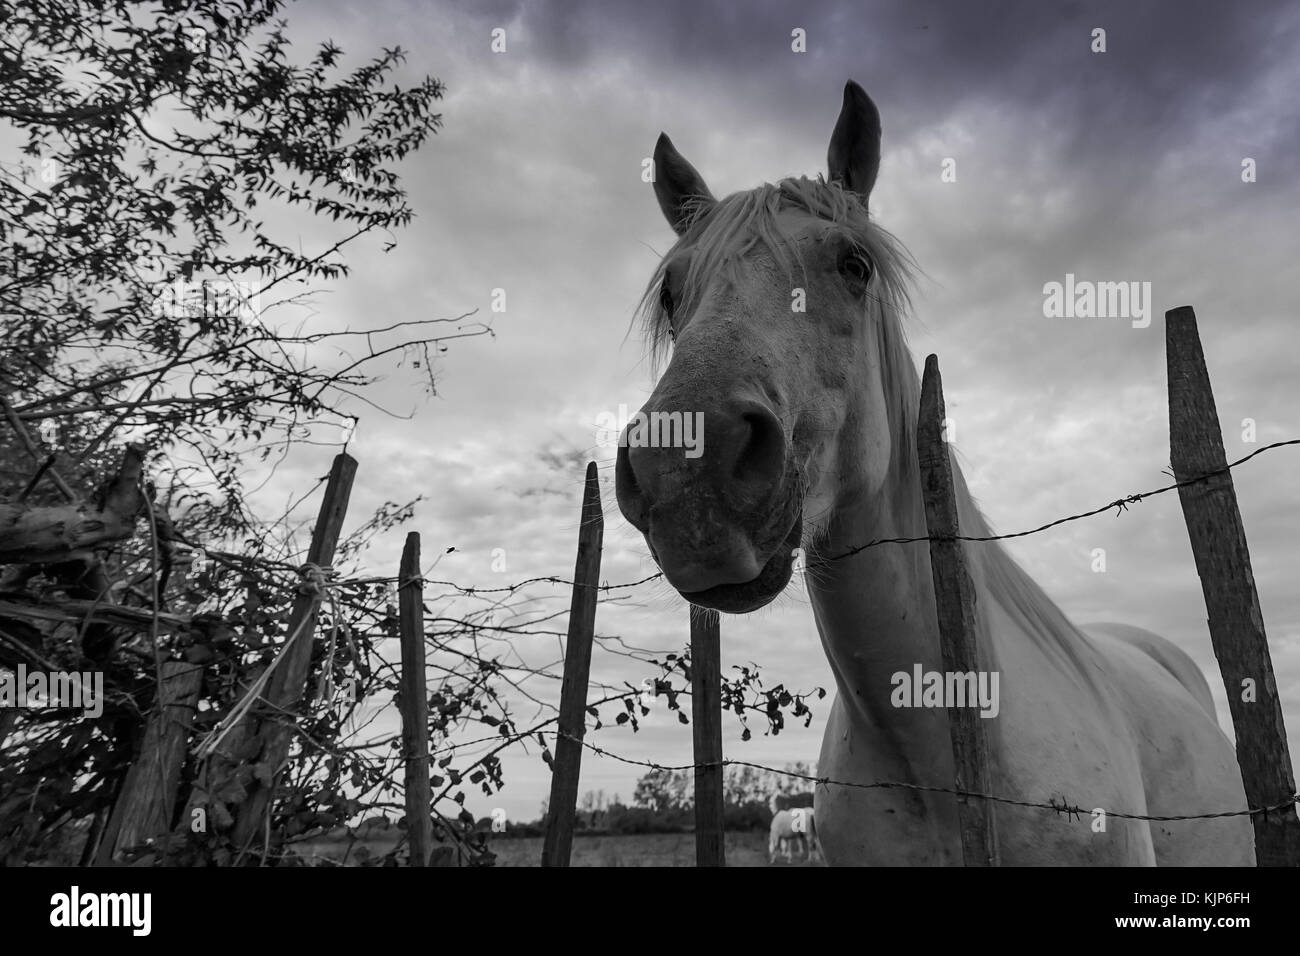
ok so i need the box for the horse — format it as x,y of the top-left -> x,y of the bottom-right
768,796 -> 820,863
759,796 -> 811,863
768,809 -> 804,863
615,80 -> 1253,865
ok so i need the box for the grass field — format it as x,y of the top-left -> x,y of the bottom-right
287,825 -> 826,866
489,830 -> 825,867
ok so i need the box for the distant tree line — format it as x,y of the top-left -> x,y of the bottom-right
487,763 -> 817,838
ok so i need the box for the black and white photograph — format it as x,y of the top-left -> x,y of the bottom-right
0,0 -> 1297,933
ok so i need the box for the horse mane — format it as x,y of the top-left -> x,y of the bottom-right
638,176 -> 1103,684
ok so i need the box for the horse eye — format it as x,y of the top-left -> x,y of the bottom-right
838,249 -> 873,286
660,282 -> 675,317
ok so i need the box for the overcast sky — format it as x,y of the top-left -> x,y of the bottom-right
246,0 -> 1300,824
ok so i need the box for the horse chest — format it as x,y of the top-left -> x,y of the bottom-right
814,670 -> 1157,865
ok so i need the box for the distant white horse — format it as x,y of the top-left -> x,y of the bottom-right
768,797 -> 820,863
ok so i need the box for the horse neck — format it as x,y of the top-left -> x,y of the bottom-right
804,468 -> 997,781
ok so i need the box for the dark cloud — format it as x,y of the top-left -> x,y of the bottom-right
444,0 -> 1300,152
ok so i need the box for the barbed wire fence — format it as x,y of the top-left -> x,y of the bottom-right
14,429 -> 1288,864
551,729 -> 1300,826
286,435 -> 1299,854
316,437 -> 1300,596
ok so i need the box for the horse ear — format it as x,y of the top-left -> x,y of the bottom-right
827,80 -> 881,200
653,133 -> 715,235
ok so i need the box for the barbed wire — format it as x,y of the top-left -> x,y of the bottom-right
552,730 -> 1300,825
322,437 -> 1297,597
809,438 -> 1300,568
417,572 -> 665,596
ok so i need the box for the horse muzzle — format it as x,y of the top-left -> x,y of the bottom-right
615,397 -> 802,613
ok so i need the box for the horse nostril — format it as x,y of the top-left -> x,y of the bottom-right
731,405 -> 786,492
615,441 -> 650,532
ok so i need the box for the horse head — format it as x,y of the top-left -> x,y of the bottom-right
617,81 -> 911,613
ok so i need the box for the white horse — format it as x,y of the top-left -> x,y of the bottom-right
616,81 -> 1253,865
769,796 -> 820,863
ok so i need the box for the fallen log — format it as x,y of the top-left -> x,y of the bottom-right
0,444 -> 146,565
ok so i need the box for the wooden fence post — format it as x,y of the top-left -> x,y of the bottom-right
541,462 -> 604,866
690,606 -> 725,867
1166,305 -> 1300,866
398,532 -> 434,866
917,354 -> 1000,867
229,452 -> 357,850
93,660 -> 203,863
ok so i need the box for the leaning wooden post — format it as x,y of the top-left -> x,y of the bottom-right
541,462 -> 604,866
94,660 -> 203,863
398,532 -> 434,866
917,354 -> 1000,867
690,606 -> 725,867
1166,305 -> 1300,867
230,453 -> 357,849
